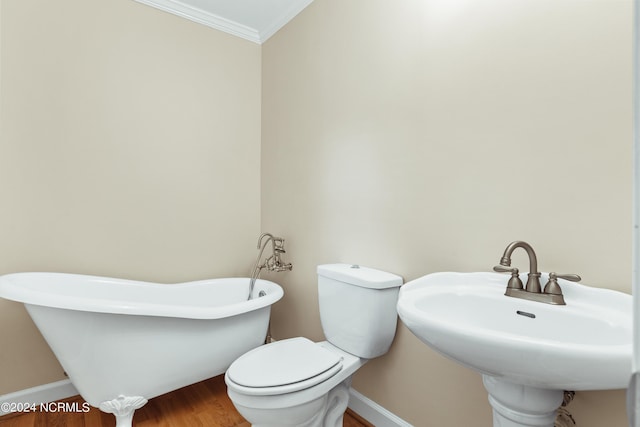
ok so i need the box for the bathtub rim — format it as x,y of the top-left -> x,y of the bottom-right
0,272 -> 283,320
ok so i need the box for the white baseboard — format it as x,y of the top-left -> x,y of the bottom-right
0,379 -> 79,416
1,379 -> 410,426
348,387 -> 414,427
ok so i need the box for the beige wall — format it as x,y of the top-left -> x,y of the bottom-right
262,0 -> 632,425
0,0 -> 261,393
0,0 -> 634,425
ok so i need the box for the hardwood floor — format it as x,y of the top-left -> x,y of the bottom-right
0,375 -> 372,427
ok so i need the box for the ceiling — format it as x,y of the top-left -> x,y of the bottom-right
133,0 -> 314,44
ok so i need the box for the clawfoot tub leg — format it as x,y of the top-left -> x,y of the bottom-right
99,395 -> 148,427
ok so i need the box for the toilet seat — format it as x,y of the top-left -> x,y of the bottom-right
226,337 -> 343,396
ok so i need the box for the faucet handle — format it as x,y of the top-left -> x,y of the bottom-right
493,265 -> 517,274
550,272 -> 581,282
544,272 -> 581,296
493,265 -> 524,290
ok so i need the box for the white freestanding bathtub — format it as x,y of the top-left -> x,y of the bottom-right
0,272 -> 283,427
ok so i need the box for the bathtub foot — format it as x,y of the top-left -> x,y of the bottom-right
99,395 -> 148,427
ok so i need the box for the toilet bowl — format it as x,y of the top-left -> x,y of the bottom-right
225,264 -> 403,427
226,338 -> 365,427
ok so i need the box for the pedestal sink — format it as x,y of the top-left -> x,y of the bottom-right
397,272 -> 632,427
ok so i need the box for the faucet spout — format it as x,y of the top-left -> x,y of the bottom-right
499,241 -> 541,293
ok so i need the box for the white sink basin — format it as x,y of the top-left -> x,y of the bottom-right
397,272 -> 632,391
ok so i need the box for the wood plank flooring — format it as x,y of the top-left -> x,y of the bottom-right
0,375 -> 372,427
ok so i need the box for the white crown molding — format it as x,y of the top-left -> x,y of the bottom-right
133,0 -> 262,44
258,0 -> 315,42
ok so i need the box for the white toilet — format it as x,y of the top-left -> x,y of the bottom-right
225,263 -> 403,427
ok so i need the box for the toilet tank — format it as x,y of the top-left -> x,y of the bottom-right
317,264 -> 403,359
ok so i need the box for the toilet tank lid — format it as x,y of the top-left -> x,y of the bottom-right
317,264 -> 403,289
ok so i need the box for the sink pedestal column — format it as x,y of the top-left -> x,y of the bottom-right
483,376 -> 563,427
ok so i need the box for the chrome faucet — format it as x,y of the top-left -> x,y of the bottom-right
268,237 -> 293,273
248,233 -> 292,300
493,240 -> 581,305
